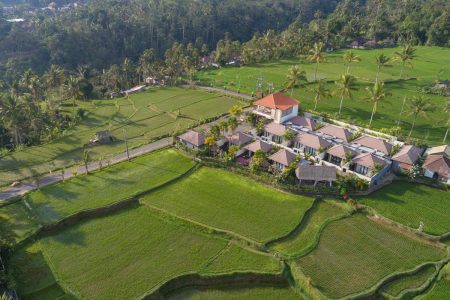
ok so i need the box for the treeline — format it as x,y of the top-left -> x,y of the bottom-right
0,0 -> 339,82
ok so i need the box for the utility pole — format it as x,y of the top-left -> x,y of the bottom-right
123,128 -> 130,161
397,96 -> 407,127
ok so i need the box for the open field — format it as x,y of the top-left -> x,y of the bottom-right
197,46 -> 450,145
24,149 -> 192,224
418,263 -> 450,299
271,199 -> 351,256
358,181 -> 450,235
296,214 -> 446,298
167,286 -> 300,300
141,167 -> 314,243
0,87 -> 244,186
0,200 -> 38,243
380,265 -> 436,297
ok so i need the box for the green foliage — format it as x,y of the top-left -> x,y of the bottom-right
249,150 -> 268,173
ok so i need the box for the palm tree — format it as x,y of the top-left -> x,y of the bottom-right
122,58 -> 134,88
308,42 -> 325,82
442,101 -> 450,143
204,135 -> 217,156
366,81 -> 388,127
343,50 -> 361,74
0,93 -> 23,145
404,96 -> 435,138
82,150 -> 90,174
334,74 -> 357,116
374,53 -> 390,83
65,75 -> 81,108
311,79 -> 330,111
394,45 -> 416,79
228,117 -> 238,132
219,121 -> 229,135
229,105 -> 243,117
284,65 -> 307,96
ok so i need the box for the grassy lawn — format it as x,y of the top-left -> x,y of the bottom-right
381,265 -> 436,297
26,149 -> 193,224
0,87 -> 244,186
296,214 -> 446,298
0,200 -> 39,244
201,244 -> 281,275
140,167 -> 314,243
167,286 -> 300,300
358,181 -> 450,235
197,46 -> 450,145
271,199 -> 351,256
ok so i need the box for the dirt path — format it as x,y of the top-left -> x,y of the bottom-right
0,137 -> 172,201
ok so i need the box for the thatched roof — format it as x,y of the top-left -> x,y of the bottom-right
296,165 -> 336,181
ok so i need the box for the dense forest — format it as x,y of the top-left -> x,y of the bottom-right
0,0 -> 448,150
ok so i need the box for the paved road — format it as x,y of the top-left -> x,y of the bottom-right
183,85 -> 254,100
0,137 -> 172,201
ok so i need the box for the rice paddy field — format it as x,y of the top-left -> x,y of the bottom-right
271,199 -> 352,256
0,87 -> 244,186
167,286 -> 300,300
197,46 -> 450,145
358,181 -> 450,235
295,214 -> 446,298
0,200 -> 38,243
140,167 -> 314,243
417,263 -> 450,299
380,265 -> 436,298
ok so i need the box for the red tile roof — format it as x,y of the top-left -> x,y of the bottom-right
254,92 -> 300,111
423,154 -> 450,177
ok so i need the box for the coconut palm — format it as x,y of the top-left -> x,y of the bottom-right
307,42 -> 325,82
229,105 -> 243,117
343,50 -> 361,74
65,75 -> 81,108
82,150 -> 90,174
374,53 -> 390,83
122,58 -> 134,88
366,81 -> 389,127
219,120 -> 229,135
334,74 -> 357,116
394,45 -> 416,79
311,79 -> 331,111
0,93 -> 24,145
443,101 -> 450,143
204,135 -> 217,155
228,117 -> 238,132
404,96 -> 435,138
284,65 -> 307,96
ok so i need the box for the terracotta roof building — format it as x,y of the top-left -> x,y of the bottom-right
426,145 -> 450,157
227,131 -> 252,146
177,130 -> 205,149
289,116 -> 316,130
392,145 -> 423,171
293,133 -> 332,155
263,122 -> 287,144
325,144 -> 359,166
253,93 -> 300,124
316,124 -> 352,142
269,149 -> 297,171
352,135 -> 393,155
423,154 -> 450,183
244,140 -> 272,154
352,152 -> 387,176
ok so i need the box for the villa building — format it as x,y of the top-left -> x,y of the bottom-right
316,124 -> 352,143
324,144 -> 359,167
293,132 -> 331,156
253,93 -> 299,124
288,116 -> 316,130
177,130 -> 205,149
423,149 -> 450,184
269,149 -> 297,171
350,153 -> 390,186
263,122 -> 287,144
352,135 -> 393,156
391,145 -> 423,172
244,140 -> 272,156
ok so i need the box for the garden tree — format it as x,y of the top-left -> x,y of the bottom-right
214,34 -> 241,66
308,42 -> 326,82
343,150 -> 354,165
371,163 -> 384,176
249,150 -> 268,173
443,101 -> 450,143
122,58 -> 135,89
227,117 -> 238,133
366,81 -> 389,127
404,96 -> 436,138
334,74 -> 357,116
284,65 -> 307,96
311,79 -> 331,111
283,129 -> 295,146
82,150 -> 90,174
65,75 -> 81,107
138,48 -> 157,81
343,50 -> 361,74
209,124 -> 221,140
394,44 -> 416,79
204,135 -> 217,156
224,145 -> 239,163
374,53 -> 390,83
256,120 -> 265,135
102,64 -> 122,93
219,121 -> 229,135
229,105 -> 243,117
0,93 -> 24,145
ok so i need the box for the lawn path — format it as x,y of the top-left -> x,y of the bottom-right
0,137 -> 172,201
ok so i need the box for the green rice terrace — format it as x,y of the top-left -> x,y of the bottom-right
197,46 -> 450,145
2,148 -> 449,299
0,87 -> 244,186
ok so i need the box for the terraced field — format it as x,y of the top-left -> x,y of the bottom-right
0,87 -> 244,186
140,167 -> 314,243
380,265 -> 436,298
270,199 -> 352,256
0,200 -> 38,243
358,181 -> 450,235
167,286 -> 300,300
418,263 -> 450,300
296,214 -> 446,298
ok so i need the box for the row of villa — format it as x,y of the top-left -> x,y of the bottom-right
178,92 -> 450,187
